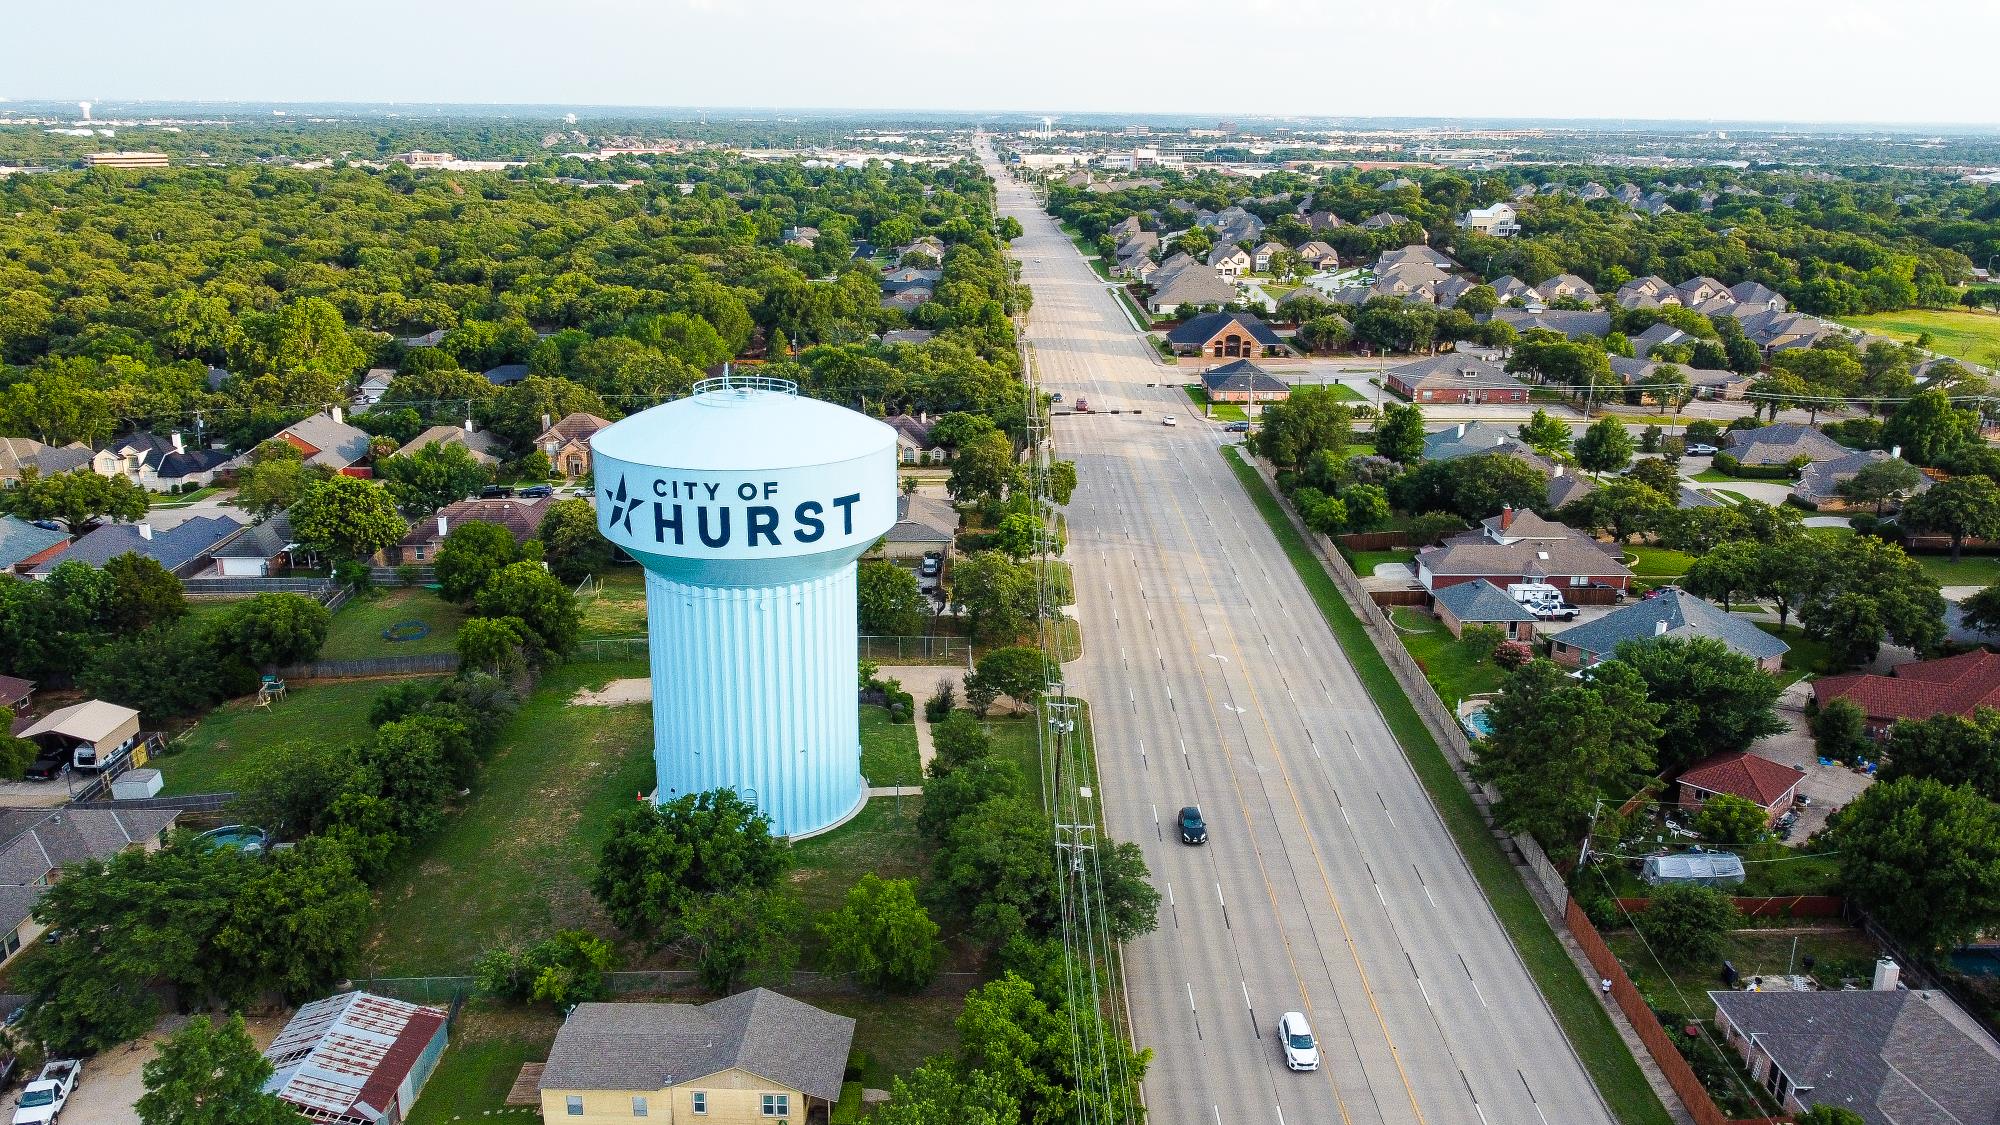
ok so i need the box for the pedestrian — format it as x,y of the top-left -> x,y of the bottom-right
1600,977 -> 1612,996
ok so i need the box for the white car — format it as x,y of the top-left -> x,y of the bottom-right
1278,1011 -> 1320,1072
1685,442 -> 1719,456
1162,415 -> 1178,426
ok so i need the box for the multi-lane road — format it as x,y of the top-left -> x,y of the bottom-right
984,148 -> 1617,1125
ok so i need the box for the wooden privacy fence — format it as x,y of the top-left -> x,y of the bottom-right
1369,588 -> 1430,608
1566,899 -> 1789,1125
1336,530 -> 1412,552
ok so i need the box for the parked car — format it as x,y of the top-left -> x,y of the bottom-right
23,749 -> 67,781
1051,392 -> 1063,403
919,554 -> 941,579
1685,443 -> 1719,456
478,484 -> 515,499
13,1059 -> 80,1125
1162,415 -> 1177,426
518,484 -> 553,499
1277,1012 -> 1320,1072
1224,421 -> 1251,433
1178,806 -> 1207,845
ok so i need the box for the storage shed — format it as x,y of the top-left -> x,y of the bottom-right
1641,851 -> 1746,887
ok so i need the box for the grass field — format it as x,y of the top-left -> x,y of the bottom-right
1223,446 -> 1673,1125
1624,545 -> 1697,580
1181,385 -> 1249,422
1914,553 -> 2000,587
859,705 -> 921,786
161,678 -> 437,795
318,587 -> 467,661
1347,548 -> 1415,577
579,568 -> 648,638
1604,925 -> 1880,1024
1756,621 -> 1835,682
405,1005 -> 561,1125
1391,606 -> 1510,702
360,660 -> 654,977
1838,307 -> 2000,367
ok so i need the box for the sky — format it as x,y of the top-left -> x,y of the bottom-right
9,0 -> 2000,128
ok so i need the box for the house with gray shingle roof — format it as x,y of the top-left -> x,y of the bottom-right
1200,360 -> 1289,404
1488,307 -> 1612,340
540,991 -> 855,1122
1416,508 -> 1630,594
1709,987 -> 2000,1125
1147,265 -> 1239,314
1431,579 -> 1538,641
1719,422 -> 1849,468
0,804 -> 179,965
1422,419 -> 1539,461
1792,448 -> 1930,511
0,515 -> 68,574
1533,273 -> 1597,305
31,515 -> 243,578
1547,589 -> 1788,672
881,492 -> 958,560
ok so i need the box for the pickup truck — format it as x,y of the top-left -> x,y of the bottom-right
13,1059 -> 80,1125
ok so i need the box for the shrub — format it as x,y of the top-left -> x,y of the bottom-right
925,678 -> 956,722
1494,641 -> 1533,670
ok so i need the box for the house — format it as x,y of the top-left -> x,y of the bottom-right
539,990 -> 855,1125
262,991 -> 450,1125
1371,259 -> 1453,301
1674,276 -> 1732,306
1718,422 -> 1849,467
1630,323 -> 1694,359
1641,851 -> 1745,887
385,497 -> 550,566
1615,277 -> 1682,310
1385,354 -> 1526,405
1422,420 -> 1539,462
399,328 -> 447,349
1460,202 -> 1520,236
91,432 -> 231,491
1146,265 -> 1236,314
1431,579 -> 1538,642
536,412 -> 613,478
881,492 -> 959,561
1792,449 -> 1930,511
1547,590 -> 1790,672
31,515 -> 244,579
1532,273 -> 1599,305
1727,280 -> 1787,313
1200,360 -> 1290,405
1415,507 -> 1632,594
210,511 -> 298,578
483,363 -> 531,387
355,368 -> 396,406
897,235 -> 945,262
1488,307 -> 1611,340
1544,465 -> 1595,509
1708,987 -> 2000,1124
886,415 -> 945,464
881,287 -> 932,312
0,676 -> 30,712
1813,649 -> 2000,737
1359,211 -> 1412,231
781,225 -> 817,248
1108,215 -> 1143,239
0,803 -> 179,966
1294,241 -> 1339,269
0,515 -> 67,574
1735,308 -> 1838,355
880,266 -> 943,293
1376,245 -> 1459,273
1166,311 -> 1283,358
879,328 -> 935,346
0,437 -> 92,485
1251,241 -> 1286,272
206,365 -> 233,391
260,409 -> 373,471
1674,750 -> 1806,825
1206,244 -> 1252,279
396,424 -> 504,467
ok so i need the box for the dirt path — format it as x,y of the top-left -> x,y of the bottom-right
570,678 -> 650,706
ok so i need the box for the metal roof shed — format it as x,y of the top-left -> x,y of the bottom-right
1642,851 -> 1746,887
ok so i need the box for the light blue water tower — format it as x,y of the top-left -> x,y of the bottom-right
590,375 -> 898,838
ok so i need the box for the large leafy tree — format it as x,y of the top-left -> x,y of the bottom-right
0,465 -> 148,533
434,521 -> 529,603
1882,388 -> 1980,466
949,550 -> 1040,643
590,789 -> 790,948
1373,401 -> 1426,463
1472,659 -> 1664,847
472,561 -> 580,664
290,476 -> 407,561
948,429 -> 1018,504
1799,534 -> 1947,666
1878,709 -> 2000,801
1252,387 -> 1354,474
1613,636 -> 1785,775
1516,409 -> 1571,457
1573,417 -> 1635,474
137,1012 -> 305,1125
1835,777 -> 2000,953
955,973 -> 1149,1125
105,552 -> 188,632
858,559 -> 928,636
219,592 -> 331,668
232,440 -> 330,518
374,440 -> 492,517
1901,475 -> 2000,564
875,1062 -> 1021,1125
1836,458 -> 1925,515
1636,884 -> 1741,966
537,498 -> 611,584
818,874 -> 945,992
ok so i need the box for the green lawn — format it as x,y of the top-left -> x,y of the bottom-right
1181,385 -> 1249,422
1838,307 -> 2000,367
792,797 -> 930,918
1624,545 -> 1696,580
1755,621 -> 1836,682
318,588 -> 467,661
1223,446 -> 1673,1125
360,660 -> 654,977
1914,553 -> 2000,587
405,1005 -> 560,1125
813,994 -> 966,1089
1390,607 -> 1509,702
150,486 -> 223,508
579,568 -> 648,638
1348,548 -> 1415,577
1604,926 -> 1880,1024
161,678 -> 435,796
860,706 -> 921,786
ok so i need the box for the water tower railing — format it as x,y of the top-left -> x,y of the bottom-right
692,374 -> 799,397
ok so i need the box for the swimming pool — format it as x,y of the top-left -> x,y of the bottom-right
198,825 -> 269,856
1462,709 -> 1496,739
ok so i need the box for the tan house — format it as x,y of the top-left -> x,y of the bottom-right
536,413 -> 614,479
0,804 -> 180,966
540,990 -> 854,1125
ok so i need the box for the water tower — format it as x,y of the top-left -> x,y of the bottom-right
591,375 -> 897,837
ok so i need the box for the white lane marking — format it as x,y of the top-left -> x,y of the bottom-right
1374,884 -> 1388,907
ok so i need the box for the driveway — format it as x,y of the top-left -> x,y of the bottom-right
0,1013 -> 286,1125
1751,698 -> 1873,839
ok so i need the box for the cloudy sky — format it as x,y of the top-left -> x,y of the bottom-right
10,0 -> 1999,127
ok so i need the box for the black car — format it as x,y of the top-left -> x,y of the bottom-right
479,484 -> 516,499
1179,806 -> 1208,845
518,484 -> 553,498
24,749 -> 67,781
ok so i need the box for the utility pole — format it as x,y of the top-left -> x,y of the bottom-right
1577,797 -> 1604,870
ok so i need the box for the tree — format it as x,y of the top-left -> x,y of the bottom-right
858,560 -> 927,636
1835,777 -> 2000,953
81,620 -> 242,722
105,552 -> 188,632
1799,535 -> 1947,664
955,972 -> 1148,1125
137,1013 -> 303,1125
994,511 -> 1053,560
1573,417 -> 1635,474
1253,388 -> 1354,474
818,874 -> 945,992
230,742 -> 356,840
1392,454 -> 1549,522
290,476 -> 407,561
1096,840 -> 1162,942
456,615 -> 530,676
1878,709 -> 2000,801
473,561 -> 580,664
1794,1106 -> 1866,1125
875,1062 -> 1021,1125
1901,476 -> 2000,564
434,521 -> 528,603
677,887 -> 797,994
1472,659 -> 1663,847
1883,388 -> 1979,466
1341,483 -> 1391,533
1373,401 -> 1426,463
1964,583 -> 2000,636
1683,540 -> 1767,612
1810,696 -> 1871,763
949,551 -> 1040,643
536,498 -> 611,584
1614,637 -> 1785,775
1693,793 -> 1769,846
1636,884 -> 1741,966
1625,457 -> 1680,497
475,930 -> 617,1008
232,440 -> 328,519
0,707 -> 35,780
221,592 -> 331,667
1836,457 -> 1924,515
213,836 -> 372,1001
1517,409 -> 1571,457
1047,460 -> 1077,505
590,790 -> 789,948
375,440 -> 491,517
968,646 -> 1056,713
948,430 -> 1018,504
0,465 -> 147,533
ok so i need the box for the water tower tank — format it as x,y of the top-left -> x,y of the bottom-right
591,376 -> 897,837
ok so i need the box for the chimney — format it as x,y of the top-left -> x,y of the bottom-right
1890,445 -> 1901,460
1553,464 -> 1565,478
1455,422 -> 1467,438
1653,619 -> 1669,637
541,413 -> 552,433
1500,504 -> 1514,531
330,406 -> 344,425
137,522 -> 153,541
464,416 -> 475,433
170,431 -> 184,454
436,515 -> 448,538
1873,958 -> 1900,991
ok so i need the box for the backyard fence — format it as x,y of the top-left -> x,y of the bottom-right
859,634 -> 973,664
575,637 -> 648,663
345,970 -> 987,1007
1615,896 -> 1845,919
76,791 -> 237,813
1368,588 -> 1430,608
279,653 -> 461,680
1336,531 -> 1412,552
184,576 -> 339,599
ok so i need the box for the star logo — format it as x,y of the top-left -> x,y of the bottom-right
602,475 -> 643,535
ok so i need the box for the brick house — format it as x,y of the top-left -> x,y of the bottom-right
1415,508 -> 1632,594
1674,750 -> 1806,825
385,497 -> 551,566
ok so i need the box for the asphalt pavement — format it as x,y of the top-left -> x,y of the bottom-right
985,145 -> 1614,1125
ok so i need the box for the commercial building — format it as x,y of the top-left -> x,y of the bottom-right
82,151 -> 169,169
